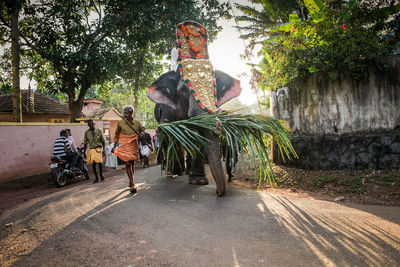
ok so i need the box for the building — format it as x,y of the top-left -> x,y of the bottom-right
77,106 -> 121,142
82,98 -> 103,116
0,90 -> 71,122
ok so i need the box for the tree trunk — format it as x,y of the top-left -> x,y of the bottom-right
11,7 -> 20,122
132,53 -> 144,119
67,81 -> 90,122
69,101 -> 84,122
133,90 -> 139,119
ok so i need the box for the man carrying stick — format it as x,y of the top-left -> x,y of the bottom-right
112,106 -> 145,194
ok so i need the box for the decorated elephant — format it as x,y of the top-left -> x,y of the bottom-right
147,69 -> 241,196
147,20 -> 242,196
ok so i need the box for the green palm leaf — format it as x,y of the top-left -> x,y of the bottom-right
156,111 -> 297,186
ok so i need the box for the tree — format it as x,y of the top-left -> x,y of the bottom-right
236,0 -> 400,91
0,0 -> 25,122
0,0 -> 230,121
234,0 -> 303,57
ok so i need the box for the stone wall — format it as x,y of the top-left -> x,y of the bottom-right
274,134 -> 400,170
271,56 -> 400,170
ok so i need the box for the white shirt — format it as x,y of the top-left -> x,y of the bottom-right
171,48 -> 178,71
67,136 -> 77,152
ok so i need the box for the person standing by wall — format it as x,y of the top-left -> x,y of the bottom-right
112,106 -> 144,194
84,119 -> 105,183
105,136 -> 118,169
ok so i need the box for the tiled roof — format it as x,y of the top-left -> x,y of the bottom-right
0,90 -> 71,114
87,108 -> 112,119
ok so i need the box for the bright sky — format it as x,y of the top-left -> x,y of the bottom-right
208,1 -> 261,106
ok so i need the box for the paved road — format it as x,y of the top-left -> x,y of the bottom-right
1,165 -> 400,266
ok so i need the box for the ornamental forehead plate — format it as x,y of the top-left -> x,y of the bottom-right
180,58 -> 218,112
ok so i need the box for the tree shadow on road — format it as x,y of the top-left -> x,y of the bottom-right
1,166 -> 399,266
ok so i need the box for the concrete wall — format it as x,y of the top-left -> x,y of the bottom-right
271,56 -> 400,170
0,123 -> 88,181
271,57 -> 400,135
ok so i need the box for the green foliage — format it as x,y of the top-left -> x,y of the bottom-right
137,89 -> 158,129
96,79 -> 158,127
157,110 -> 297,186
0,0 -> 230,120
237,0 -> 400,91
235,0 -> 302,57
0,77 -> 12,94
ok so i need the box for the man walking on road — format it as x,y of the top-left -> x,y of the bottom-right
84,119 -> 105,183
112,106 -> 144,194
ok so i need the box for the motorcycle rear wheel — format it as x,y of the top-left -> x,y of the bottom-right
52,169 -> 67,187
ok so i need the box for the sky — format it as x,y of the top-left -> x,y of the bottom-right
208,1 -> 261,106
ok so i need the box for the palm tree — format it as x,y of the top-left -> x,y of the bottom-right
234,0 -> 304,54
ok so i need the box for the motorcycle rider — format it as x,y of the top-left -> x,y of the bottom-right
65,129 -> 78,152
53,129 -> 78,170
65,128 -> 82,170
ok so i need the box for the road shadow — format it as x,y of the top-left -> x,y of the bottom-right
1,165 -> 399,266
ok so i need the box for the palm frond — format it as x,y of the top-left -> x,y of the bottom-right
156,110 -> 297,186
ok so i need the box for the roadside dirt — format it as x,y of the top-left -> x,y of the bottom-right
231,164 -> 400,206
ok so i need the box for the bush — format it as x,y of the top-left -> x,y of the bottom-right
261,0 -> 400,91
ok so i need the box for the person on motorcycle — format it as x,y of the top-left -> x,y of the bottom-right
65,128 -> 83,170
83,119 -> 106,183
65,129 -> 78,152
53,129 -> 79,170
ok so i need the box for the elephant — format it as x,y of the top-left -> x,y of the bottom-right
154,103 -> 187,176
147,69 -> 242,196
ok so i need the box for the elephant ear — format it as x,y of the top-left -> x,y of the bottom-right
215,70 -> 242,106
147,70 -> 180,110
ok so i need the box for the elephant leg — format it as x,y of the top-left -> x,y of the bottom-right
188,149 -> 208,185
205,131 -> 226,196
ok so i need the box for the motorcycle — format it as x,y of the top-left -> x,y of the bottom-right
49,144 -> 89,187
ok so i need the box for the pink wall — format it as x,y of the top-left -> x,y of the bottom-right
0,123 -> 88,181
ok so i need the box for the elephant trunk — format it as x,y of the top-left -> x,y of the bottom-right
205,131 -> 226,197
